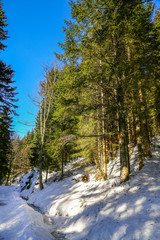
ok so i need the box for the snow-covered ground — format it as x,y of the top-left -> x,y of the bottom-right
0,186 -> 53,240
0,137 -> 160,240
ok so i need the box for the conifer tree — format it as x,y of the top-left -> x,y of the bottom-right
0,1 -> 17,183
28,0 -> 160,185
0,1 -> 8,52
57,0 -> 157,182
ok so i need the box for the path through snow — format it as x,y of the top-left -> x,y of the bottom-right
0,138 -> 160,240
0,186 -> 54,240
26,138 -> 160,240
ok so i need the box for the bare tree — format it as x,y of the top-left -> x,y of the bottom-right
38,66 -> 58,189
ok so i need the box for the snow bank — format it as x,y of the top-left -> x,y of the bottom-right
0,186 -> 53,240
15,137 -> 160,240
16,168 -> 39,199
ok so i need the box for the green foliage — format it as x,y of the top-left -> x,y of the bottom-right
9,0 -> 160,184
0,1 -> 8,51
80,198 -> 87,208
72,162 -> 81,168
0,1 -> 18,184
10,130 -> 34,180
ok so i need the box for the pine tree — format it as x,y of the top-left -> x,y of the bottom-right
28,0 -> 160,185
0,2 -> 17,184
0,108 -> 12,183
0,61 -> 17,183
57,0 -> 157,183
152,9 -> 160,134
0,0 -> 8,52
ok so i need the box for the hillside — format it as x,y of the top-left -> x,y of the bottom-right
10,136 -> 160,240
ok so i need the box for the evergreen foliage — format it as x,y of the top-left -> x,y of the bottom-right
0,1 -> 17,184
0,1 -> 8,52
9,0 -> 160,186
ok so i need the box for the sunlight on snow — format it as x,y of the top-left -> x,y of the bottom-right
135,197 -> 146,205
64,219 -> 87,234
102,207 -> 114,216
112,225 -> 127,240
116,203 -> 127,213
0,213 -> 23,231
129,186 -> 139,193
141,221 -> 154,239
148,186 -> 160,191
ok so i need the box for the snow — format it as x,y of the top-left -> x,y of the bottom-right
16,168 -> 39,199
0,137 -> 160,239
0,186 -> 54,240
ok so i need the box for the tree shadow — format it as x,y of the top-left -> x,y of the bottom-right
50,151 -> 160,240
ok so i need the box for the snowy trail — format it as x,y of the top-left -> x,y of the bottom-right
0,186 -> 54,240
1,139 -> 160,240
26,140 -> 160,240
85,156 -> 160,240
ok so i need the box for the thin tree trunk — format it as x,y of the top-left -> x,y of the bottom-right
39,141 -> 44,190
97,136 -> 102,181
119,117 -> 130,183
136,121 -> 144,170
5,159 -> 12,186
45,164 -> 48,183
38,67 -> 57,190
61,150 -> 64,179
117,85 -> 130,183
128,117 -> 132,156
96,108 -> 103,180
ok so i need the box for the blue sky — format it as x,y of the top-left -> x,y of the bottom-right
1,0 -> 71,138
1,0 -> 160,138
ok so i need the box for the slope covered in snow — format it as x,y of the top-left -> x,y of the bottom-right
1,137 -> 160,240
0,186 -> 54,240
23,137 -> 160,240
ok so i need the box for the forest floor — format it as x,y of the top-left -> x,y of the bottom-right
0,137 -> 160,240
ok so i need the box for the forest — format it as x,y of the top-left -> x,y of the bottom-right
0,0 -> 160,188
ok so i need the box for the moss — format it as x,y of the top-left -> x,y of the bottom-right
72,162 -> 82,168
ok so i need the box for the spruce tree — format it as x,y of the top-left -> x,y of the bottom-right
57,0 -> 157,182
0,0 -> 8,52
0,1 -> 17,183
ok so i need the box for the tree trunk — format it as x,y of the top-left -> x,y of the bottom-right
97,136 -> 102,181
119,117 -> 130,183
39,141 -> 44,190
117,85 -> 130,183
61,150 -> 64,179
45,165 -> 48,183
39,163 -> 43,190
136,121 -> 144,170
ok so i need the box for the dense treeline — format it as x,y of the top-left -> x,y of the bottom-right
0,1 -> 17,184
9,0 -> 160,187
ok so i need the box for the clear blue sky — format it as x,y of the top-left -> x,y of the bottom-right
1,0 -> 160,138
1,0 -> 71,138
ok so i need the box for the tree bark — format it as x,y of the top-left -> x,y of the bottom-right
117,85 -> 130,183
